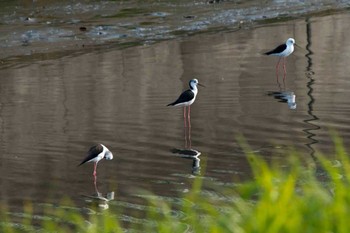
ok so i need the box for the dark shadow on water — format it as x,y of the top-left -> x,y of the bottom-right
302,17 -> 328,179
302,18 -> 320,159
267,90 -> 297,110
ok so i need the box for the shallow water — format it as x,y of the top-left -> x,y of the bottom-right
1,5 -> 350,228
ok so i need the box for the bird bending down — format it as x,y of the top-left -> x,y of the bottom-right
78,144 -> 113,177
167,79 -> 204,128
265,38 -> 295,76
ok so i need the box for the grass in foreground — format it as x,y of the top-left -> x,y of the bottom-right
2,137 -> 350,233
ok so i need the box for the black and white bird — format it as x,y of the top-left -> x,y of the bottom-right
265,38 -> 295,75
167,79 -> 204,128
78,144 -> 113,177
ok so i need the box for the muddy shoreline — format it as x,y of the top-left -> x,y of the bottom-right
0,0 -> 349,62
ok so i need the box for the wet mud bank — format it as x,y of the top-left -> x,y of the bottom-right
0,0 -> 349,62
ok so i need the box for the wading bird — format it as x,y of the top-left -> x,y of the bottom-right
265,38 -> 295,76
167,79 -> 204,128
79,144 -> 113,177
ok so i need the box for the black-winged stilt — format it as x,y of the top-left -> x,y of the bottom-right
265,38 -> 295,76
167,79 -> 204,128
78,144 -> 113,177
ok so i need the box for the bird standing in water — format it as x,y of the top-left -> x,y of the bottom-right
79,144 -> 113,177
265,38 -> 295,77
167,79 -> 204,129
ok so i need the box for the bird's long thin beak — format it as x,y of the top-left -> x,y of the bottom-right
198,83 -> 206,87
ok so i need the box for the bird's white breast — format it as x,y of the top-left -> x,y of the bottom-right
281,44 -> 294,57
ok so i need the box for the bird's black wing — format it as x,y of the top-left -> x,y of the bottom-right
78,144 -> 103,166
167,89 -> 194,106
265,44 -> 287,55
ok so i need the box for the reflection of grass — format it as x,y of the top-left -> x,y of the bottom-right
2,136 -> 350,232
257,8 -> 346,26
257,16 -> 295,25
139,21 -> 157,26
118,41 -> 143,49
171,26 -> 239,37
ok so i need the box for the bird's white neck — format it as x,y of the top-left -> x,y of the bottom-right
190,84 -> 198,96
286,40 -> 294,50
101,144 -> 107,153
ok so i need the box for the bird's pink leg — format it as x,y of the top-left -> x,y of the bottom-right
283,57 -> 287,76
93,162 -> 97,177
184,118 -> 188,148
188,105 -> 191,128
183,106 -> 187,128
276,73 -> 280,85
188,122 -> 192,149
184,106 -> 188,148
276,57 -> 281,77
93,174 -> 97,187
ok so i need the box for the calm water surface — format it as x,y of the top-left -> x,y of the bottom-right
1,11 -> 350,225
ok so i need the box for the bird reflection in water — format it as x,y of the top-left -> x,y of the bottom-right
82,175 -> 115,210
268,91 -> 297,110
171,148 -> 201,175
184,120 -> 192,149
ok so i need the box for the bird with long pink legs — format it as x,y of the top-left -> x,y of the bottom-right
265,38 -> 295,78
167,79 -> 204,147
78,144 -> 113,178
